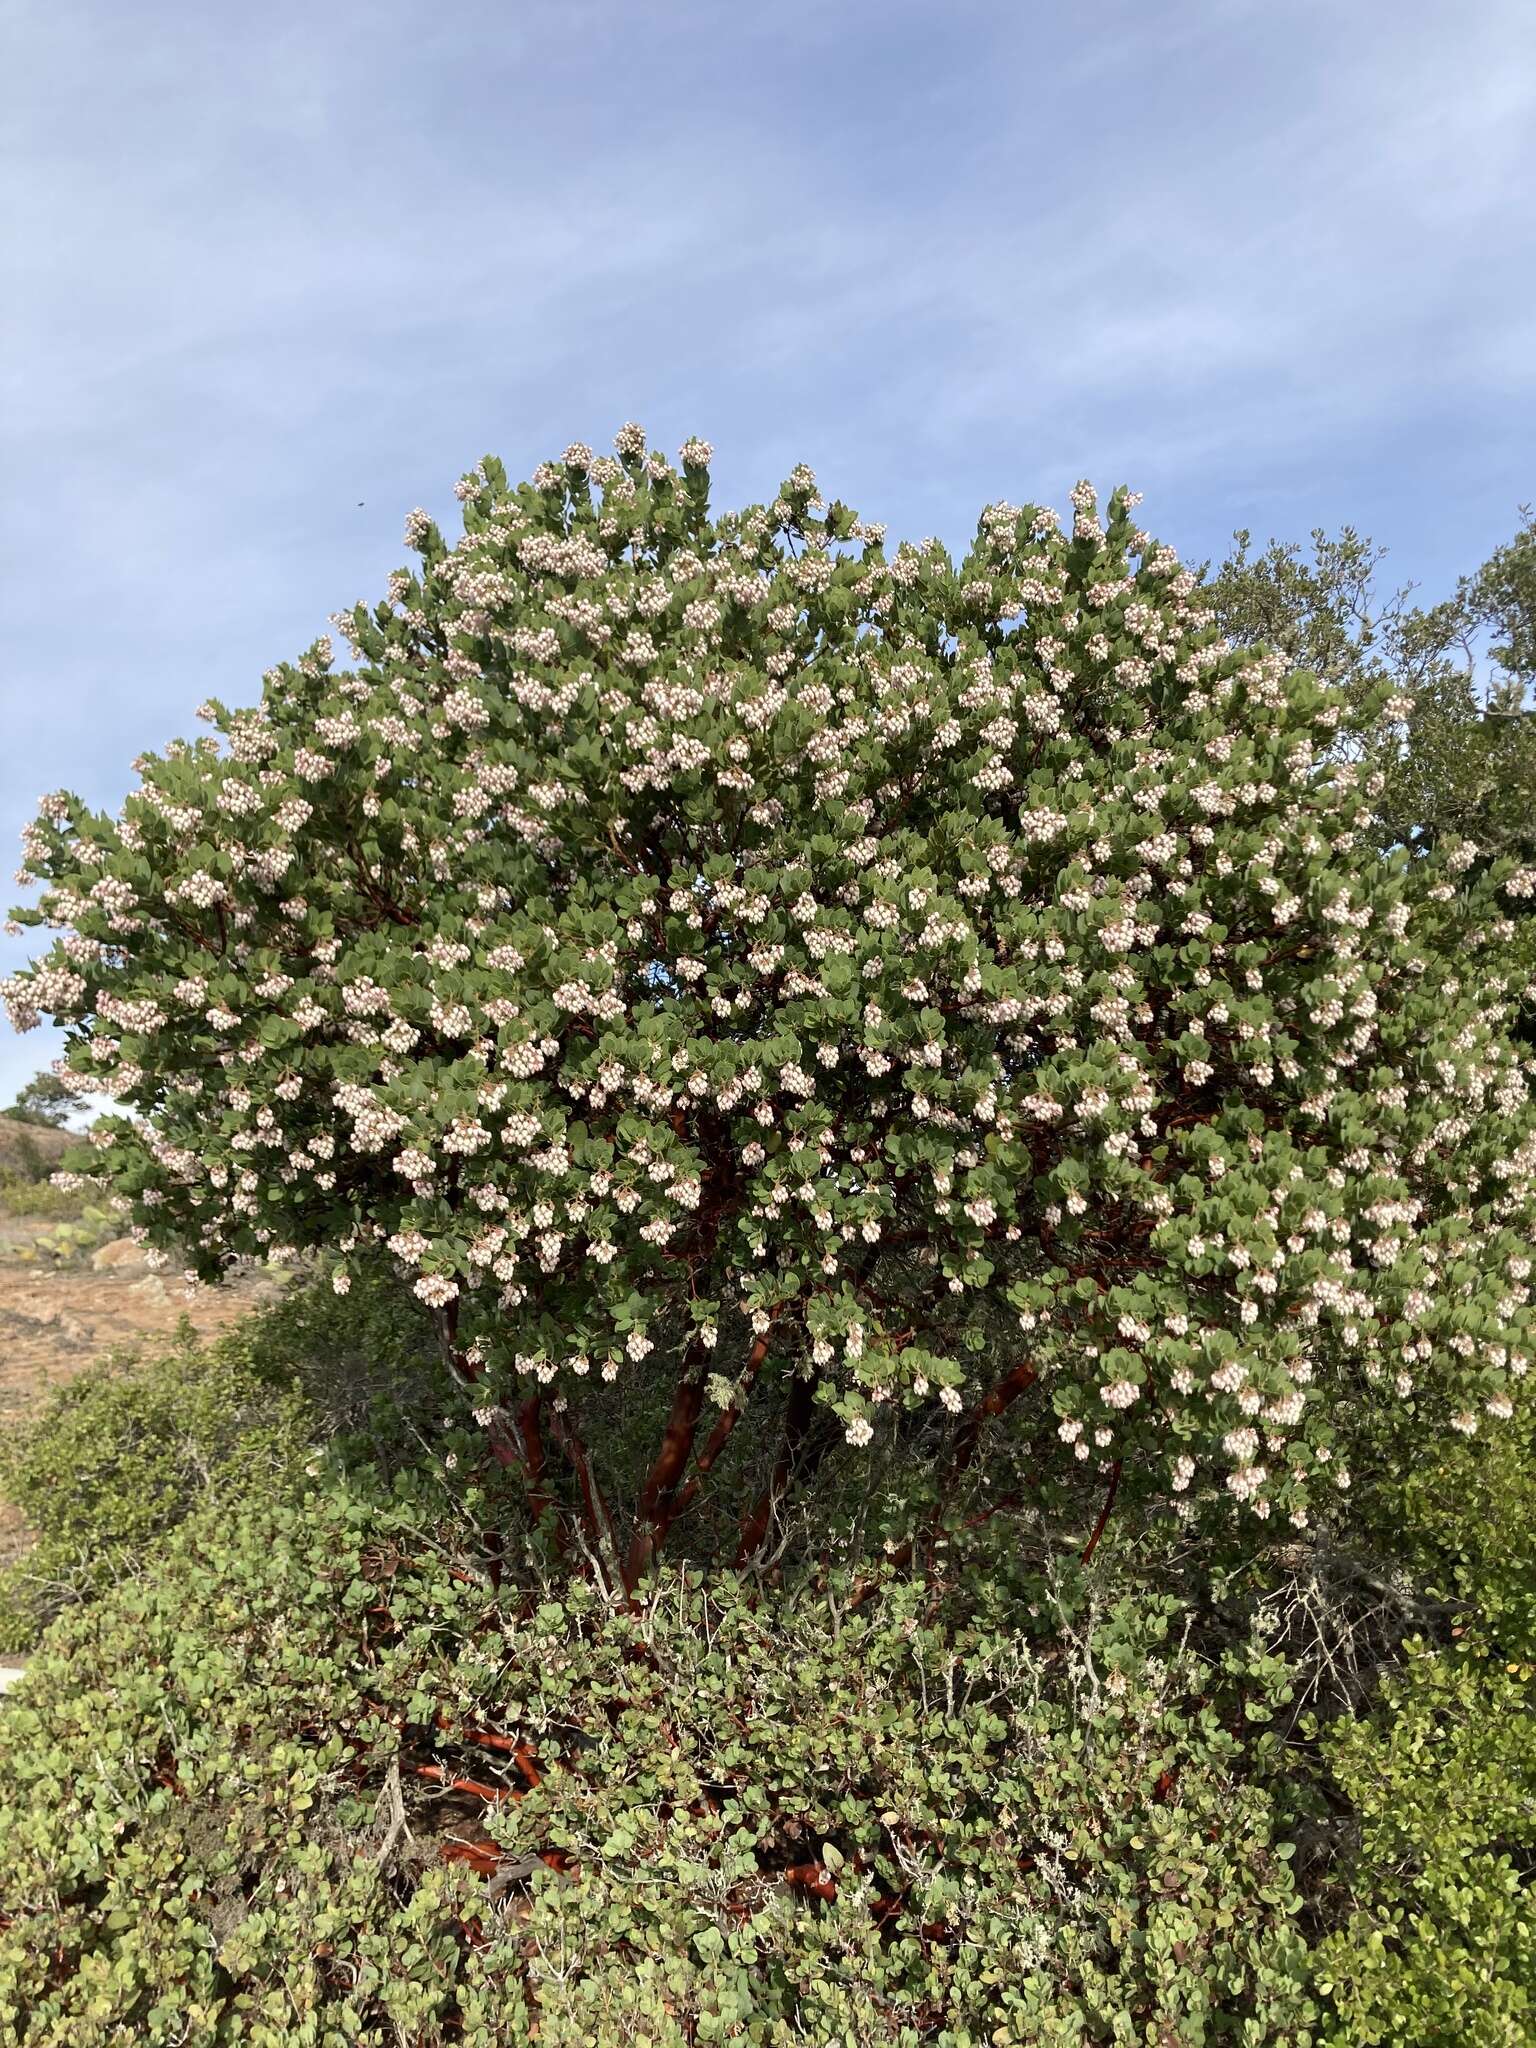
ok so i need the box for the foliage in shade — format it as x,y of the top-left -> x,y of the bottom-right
5,430 -> 1536,1585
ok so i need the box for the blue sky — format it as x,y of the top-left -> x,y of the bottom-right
3,0 -> 1534,1107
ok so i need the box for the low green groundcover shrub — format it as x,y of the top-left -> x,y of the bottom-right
0,1330 -> 308,1653
1304,1404 -> 1536,2048
0,1172 -> 91,1219
0,1468 -> 1315,2047
2,1287 -> 1532,2044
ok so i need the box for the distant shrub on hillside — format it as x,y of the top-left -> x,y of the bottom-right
0,1268 -> 438,1650
0,1114 -> 71,1185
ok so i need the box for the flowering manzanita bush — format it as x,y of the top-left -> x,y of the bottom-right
7,427 -> 1536,1588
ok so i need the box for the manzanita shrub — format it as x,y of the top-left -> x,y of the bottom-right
7,427 -> 1536,1588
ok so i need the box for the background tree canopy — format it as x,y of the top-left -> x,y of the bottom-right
3,1070 -> 73,1129
1207,508 -> 1536,860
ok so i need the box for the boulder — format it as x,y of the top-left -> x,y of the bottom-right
91,1237 -> 147,1271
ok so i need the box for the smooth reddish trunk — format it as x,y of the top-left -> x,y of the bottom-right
623,1368 -> 708,1590
949,1358 -> 1038,1478
548,1406 -> 623,1581
667,1326 -> 775,1522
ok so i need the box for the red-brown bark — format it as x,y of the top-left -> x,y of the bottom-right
949,1358 -> 1038,1479
1079,1457 -> 1123,1565
667,1325 -> 775,1523
623,1365 -> 710,1590
547,1405 -> 623,1582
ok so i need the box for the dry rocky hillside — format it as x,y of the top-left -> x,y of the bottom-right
0,1117 -> 71,1180
0,1117 -> 286,1577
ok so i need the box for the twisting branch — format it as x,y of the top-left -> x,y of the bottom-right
666,1322 -> 776,1522
1079,1458 -> 1123,1566
506,1395 -> 556,1520
949,1358 -> 1038,1480
623,1360 -> 710,1591
625,1307 -> 789,1589
431,1306 -> 559,1538
737,1371 -> 815,1565
547,1405 -> 624,1593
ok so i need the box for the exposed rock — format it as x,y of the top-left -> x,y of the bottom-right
91,1237 -> 147,1271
